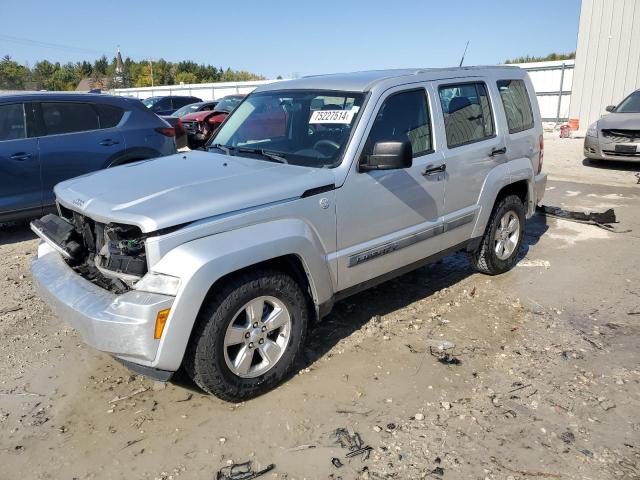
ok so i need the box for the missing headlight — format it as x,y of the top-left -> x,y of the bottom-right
94,224 -> 147,283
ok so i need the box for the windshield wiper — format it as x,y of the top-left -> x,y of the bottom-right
237,148 -> 289,164
209,143 -> 233,155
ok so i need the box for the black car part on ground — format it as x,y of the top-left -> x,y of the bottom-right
537,205 -> 631,233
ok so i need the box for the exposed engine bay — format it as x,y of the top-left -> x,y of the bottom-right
31,206 -> 148,294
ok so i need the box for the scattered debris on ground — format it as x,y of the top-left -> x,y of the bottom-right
216,461 -> 274,480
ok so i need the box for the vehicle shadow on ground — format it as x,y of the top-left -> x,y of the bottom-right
582,158 -> 640,172
518,212 -> 549,259
0,222 -> 37,246
305,213 -> 549,367
173,215 -> 549,396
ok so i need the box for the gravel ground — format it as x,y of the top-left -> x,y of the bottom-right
0,139 -> 639,479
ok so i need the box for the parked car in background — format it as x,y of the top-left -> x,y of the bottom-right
142,95 -> 203,116
30,67 -> 546,401
161,116 -> 188,149
172,101 -> 219,118
0,93 -> 177,223
585,89 -> 640,162
161,101 -> 219,149
181,94 -> 245,148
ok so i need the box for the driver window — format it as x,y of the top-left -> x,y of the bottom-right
364,89 -> 432,158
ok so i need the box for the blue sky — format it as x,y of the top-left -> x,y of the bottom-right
1,0 -> 581,78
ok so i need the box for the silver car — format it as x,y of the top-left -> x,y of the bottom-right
31,67 -> 546,401
584,89 -> 640,162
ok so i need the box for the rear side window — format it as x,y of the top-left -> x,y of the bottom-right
438,82 -> 495,148
497,79 -> 534,133
0,103 -> 26,141
155,98 -> 172,110
94,103 -> 125,128
41,102 -> 99,135
365,89 -> 432,157
173,97 -> 193,109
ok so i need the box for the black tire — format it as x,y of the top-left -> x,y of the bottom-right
469,194 -> 525,275
184,269 -> 309,402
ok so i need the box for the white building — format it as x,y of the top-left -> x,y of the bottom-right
569,0 -> 640,132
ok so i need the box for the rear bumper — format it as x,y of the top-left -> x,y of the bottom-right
584,135 -> 640,162
31,242 -> 174,364
532,172 -> 547,214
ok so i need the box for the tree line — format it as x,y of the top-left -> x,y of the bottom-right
504,52 -> 576,64
0,54 -> 266,91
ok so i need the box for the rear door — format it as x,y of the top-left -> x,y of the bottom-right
0,102 -> 42,219
433,79 -> 507,246
36,101 -> 125,208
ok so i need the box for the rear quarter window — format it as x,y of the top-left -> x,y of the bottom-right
94,103 -> 125,128
497,79 -> 534,134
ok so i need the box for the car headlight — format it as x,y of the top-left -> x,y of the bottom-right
134,273 -> 181,296
586,122 -> 598,137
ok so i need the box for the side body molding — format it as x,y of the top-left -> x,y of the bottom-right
147,218 -> 333,371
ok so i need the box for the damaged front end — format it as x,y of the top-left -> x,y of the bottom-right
31,208 -> 148,294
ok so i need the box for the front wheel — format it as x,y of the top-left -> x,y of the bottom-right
469,194 -> 525,275
184,269 -> 309,401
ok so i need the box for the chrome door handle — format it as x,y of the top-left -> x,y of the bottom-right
489,147 -> 507,157
9,152 -> 32,161
423,164 -> 446,176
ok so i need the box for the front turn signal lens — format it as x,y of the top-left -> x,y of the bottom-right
154,309 -> 171,339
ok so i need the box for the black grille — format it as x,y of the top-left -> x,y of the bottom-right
602,129 -> 640,143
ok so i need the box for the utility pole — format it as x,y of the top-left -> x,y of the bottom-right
148,59 -> 154,87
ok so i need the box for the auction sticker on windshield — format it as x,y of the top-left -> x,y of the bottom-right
309,110 -> 356,124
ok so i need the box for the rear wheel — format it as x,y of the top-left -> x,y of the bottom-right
184,269 -> 308,401
469,194 -> 525,275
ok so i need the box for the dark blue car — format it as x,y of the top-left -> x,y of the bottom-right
0,93 -> 177,222
141,95 -> 203,116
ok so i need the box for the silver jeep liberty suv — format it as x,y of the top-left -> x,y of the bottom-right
31,67 -> 546,401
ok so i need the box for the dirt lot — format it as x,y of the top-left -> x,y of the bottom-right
1,138 -> 639,479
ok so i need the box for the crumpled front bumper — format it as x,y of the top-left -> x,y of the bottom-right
31,242 -> 174,365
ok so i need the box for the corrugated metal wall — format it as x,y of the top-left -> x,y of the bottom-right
569,0 -> 640,131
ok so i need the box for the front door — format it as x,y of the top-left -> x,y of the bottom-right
336,86 -> 446,290
0,102 -> 42,220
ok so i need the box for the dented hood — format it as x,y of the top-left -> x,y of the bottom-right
54,150 -> 335,233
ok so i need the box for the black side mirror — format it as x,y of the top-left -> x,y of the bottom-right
360,140 -> 412,172
605,105 -> 616,113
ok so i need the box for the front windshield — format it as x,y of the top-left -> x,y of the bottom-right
209,90 -> 365,168
142,97 -> 158,108
616,91 -> 640,113
173,103 -> 201,117
215,96 -> 244,113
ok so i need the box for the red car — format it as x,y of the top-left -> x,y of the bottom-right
181,94 -> 245,148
